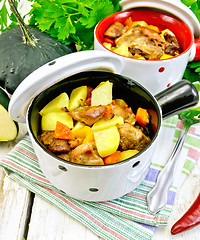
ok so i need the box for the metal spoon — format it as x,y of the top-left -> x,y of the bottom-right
147,114 -> 200,214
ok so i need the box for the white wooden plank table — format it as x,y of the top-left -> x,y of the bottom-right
1,123 -> 200,240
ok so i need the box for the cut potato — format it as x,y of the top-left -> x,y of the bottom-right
132,21 -> 148,27
0,104 -> 18,141
91,81 -> 113,106
92,115 -> 124,132
72,121 -> 85,130
94,126 -> 120,158
121,150 -> 139,161
39,92 -> 69,116
113,43 -> 132,58
69,86 -> 87,111
41,112 -> 73,131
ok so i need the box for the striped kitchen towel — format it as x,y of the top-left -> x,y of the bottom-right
1,115 -> 200,240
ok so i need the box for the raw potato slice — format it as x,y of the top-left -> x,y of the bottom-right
121,150 -> 139,161
0,104 -> 18,141
39,92 -> 69,116
94,126 -> 120,158
41,112 -> 73,131
91,81 -> 113,106
92,115 -> 124,131
69,86 -> 87,111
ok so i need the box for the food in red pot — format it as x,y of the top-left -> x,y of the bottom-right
103,17 -> 180,60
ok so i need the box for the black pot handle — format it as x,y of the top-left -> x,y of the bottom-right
155,79 -> 199,119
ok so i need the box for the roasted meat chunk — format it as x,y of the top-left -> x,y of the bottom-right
163,31 -> 180,56
118,123 -> 151,151
115,26 -> 165,60
104,22 -> 127,38
69,142 -> 104,165
39,131 -> 70,153
69,105 -> 106,126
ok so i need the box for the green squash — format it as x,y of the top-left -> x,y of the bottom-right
0,25 -> 76,94
0,87 -> 18,141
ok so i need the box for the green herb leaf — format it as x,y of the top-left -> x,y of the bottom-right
179,82 -> 200,119
27,0 -> 121,49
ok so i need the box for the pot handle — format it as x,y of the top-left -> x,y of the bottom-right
155,79 -> 199,119
9,50 -> 124,123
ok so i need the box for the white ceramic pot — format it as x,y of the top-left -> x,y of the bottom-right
94,0 -> 200,94
9,51 -> 199,201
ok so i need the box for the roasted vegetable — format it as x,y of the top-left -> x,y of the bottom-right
171,193 -> 200,235
0,0 -> 76,94
41,112 -> 73,131
94,126 -> 120,158
91,81 -> 113,106
136,107 -> 150,127
0,87 -> 18,141
104,151 -> 121,165
39,92 -> 69,116
55,121 -> 75,141
69,86 -> 87,111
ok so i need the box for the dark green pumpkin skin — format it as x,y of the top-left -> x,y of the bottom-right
0,87 -> 10,110
0,25 -> 76,94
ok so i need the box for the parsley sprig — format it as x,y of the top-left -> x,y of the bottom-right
179,82 -> 200,119
28,0 -> 121,50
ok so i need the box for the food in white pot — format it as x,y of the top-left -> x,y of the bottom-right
37,81 -> 158,166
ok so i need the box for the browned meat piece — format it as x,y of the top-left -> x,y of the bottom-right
117,123 -> 151,151
69,142 -> 104,165
163,32 -> 180,56
104,22 -> 127,38
124,113 -> 136,125
111,104 -> 127,119
111,104 -> 133,120
39,131 -> 70,153
69,105 -> 106,126
115,26 -> 165,60
68,137 -> 84,149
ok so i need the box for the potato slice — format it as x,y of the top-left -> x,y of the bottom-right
92,115 -> 124,132
94,126 -> 120,158
113,43 -> 132,58
121,150 -> 139,161
91,81 -> 113,106
72,121 -> 85,130
39,92 -> 69,116
132,21 -> 148,27
41,112 -> 73,131
69,86 -> 87,111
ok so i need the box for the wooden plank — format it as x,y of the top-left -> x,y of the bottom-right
0,173 -> 32,240
27,195 -> 103,240
0,123 -> 31,240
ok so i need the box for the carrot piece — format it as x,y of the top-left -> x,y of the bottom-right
104,151 -> 121,165
124,16 -> 133,28
103,37 -> 115,46
148,109 -> 158,133
136,107 -> 149,127
54,121 -> 75,140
